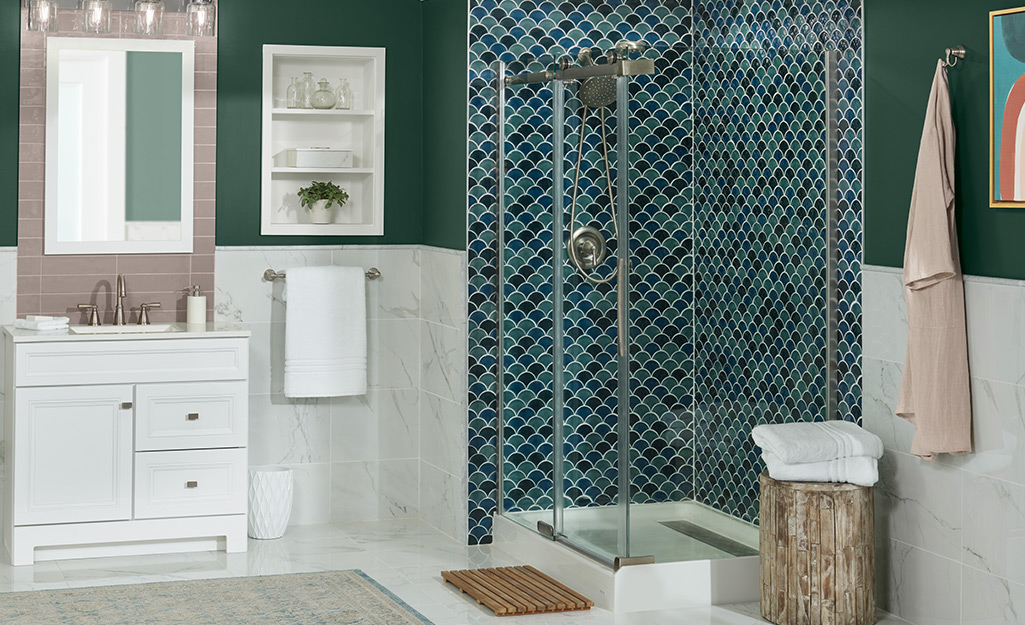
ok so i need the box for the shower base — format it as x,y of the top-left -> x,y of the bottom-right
493,501 -> 760,612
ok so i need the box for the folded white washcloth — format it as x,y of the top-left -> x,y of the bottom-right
762,452 -> 878,487
751,420 -> 883,464
14,317 -> 70,331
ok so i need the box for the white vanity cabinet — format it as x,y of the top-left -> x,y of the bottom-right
2,325 -> 251,566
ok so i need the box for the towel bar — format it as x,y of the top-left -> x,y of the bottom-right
263,268 -> 381,281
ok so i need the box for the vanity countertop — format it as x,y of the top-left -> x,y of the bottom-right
2,322 -> 251,343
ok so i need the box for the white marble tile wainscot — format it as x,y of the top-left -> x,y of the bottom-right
863,264 -> 1025,625
419,247 -> 469,543
0,247 -> 18,547
214,246 -> 468,543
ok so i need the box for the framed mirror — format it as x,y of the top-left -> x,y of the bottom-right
44,37 -> 195,255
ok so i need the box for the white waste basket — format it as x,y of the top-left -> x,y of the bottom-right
248,466 -> 293,539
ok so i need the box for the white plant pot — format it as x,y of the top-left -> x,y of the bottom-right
248,466 -> 293,540
309,199 -> 333,224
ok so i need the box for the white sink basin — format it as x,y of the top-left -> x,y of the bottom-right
70,323 -> 180,335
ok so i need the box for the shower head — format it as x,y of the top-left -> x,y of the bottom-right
578,76 -> 617,107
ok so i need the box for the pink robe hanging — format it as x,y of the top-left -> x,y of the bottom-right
895,60 -> 972,461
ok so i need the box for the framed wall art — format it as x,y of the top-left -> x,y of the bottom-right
992,6 -> 1025,207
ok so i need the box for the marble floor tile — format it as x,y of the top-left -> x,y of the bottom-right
0,519 -> 907,625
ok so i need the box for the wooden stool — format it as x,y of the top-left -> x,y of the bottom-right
759,472 -> 875,625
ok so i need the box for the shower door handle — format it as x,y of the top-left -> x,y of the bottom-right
617,258 -> 628,358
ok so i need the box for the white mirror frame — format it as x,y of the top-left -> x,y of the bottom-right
44,37 -> 195,255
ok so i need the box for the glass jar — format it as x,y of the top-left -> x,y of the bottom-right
286,77 -> 301,109
311,79 -> 337,110
300,72 -> 315,109
335,78 -> 352,110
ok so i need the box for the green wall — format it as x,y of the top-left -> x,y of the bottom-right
2,2 -> 469,250
422,0 -> 468,250
0,1 -> 19,247
215,0 -> 425,246
866,0 -> 1025,278
125,51 -> 183,222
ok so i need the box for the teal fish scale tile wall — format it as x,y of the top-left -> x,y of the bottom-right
467,0 -> 863,545
494,8 -> 694,516
691,0 -> 863,523
693,48 -> 829,523
469,0 -> 694,544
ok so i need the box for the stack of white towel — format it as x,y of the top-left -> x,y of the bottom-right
13,316 -> 69,333
751,420 -> 884,487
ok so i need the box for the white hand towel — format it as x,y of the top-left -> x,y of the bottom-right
283,266 -> 367,398
14,317 -> 70,331
762,452 -> 878,487
751,420 -> 883,464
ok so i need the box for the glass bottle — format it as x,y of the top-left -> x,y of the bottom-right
286,77 -> 301,109
311,79 -> 337,109
300,72 -> 315,109
335,79 -> 352,110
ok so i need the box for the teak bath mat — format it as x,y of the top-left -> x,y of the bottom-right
441,565 -> 594,616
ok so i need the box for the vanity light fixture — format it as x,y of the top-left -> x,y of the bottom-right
186,0 -> 216,37
134,0 -> 165,36
27,0 -> 58,32
82,0 -> 113,34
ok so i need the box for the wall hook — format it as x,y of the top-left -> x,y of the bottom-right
944,45 -> 966,68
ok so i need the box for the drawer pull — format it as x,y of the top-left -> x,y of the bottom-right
185,481 -> 198,489
186,413 -> 200,421
121,402 -> 133,410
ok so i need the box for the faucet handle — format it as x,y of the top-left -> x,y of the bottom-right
77,304 -> 100,326
138,302 -> 161,326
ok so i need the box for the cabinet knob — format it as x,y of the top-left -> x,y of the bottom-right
186,413 -> 200,421
121,402 -> 133,410
185,481 -> 198,489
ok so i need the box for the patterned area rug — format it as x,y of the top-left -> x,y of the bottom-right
0,570 -> 433,624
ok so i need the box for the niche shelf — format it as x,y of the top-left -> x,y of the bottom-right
261,45 -> 385,236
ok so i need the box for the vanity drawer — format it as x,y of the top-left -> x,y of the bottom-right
14,338 -> 248,387
136,381 -> 248,451
134,449 -> 247,520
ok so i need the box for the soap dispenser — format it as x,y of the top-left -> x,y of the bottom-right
186,285 -> 206,327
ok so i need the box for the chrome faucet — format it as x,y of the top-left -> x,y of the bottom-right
114,274 -> 126,326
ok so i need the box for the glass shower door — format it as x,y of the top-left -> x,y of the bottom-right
554,76 -> 633,565
496,66 -> 633,564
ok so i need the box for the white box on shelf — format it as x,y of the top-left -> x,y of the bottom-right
282,148 -> 354,169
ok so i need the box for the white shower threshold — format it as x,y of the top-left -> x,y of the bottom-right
491,503 -> 761,612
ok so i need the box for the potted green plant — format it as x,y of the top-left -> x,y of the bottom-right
297,180 -> 349,224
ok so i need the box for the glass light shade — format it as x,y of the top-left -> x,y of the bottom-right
28,0 -> 59,32
186,0 -> 216,37
134,0 -> 164,36
82,0 -> 112,34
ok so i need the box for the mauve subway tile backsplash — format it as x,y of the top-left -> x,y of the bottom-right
17,8 -> 217,324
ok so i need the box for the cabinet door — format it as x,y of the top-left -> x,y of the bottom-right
14,385 -> 134,525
